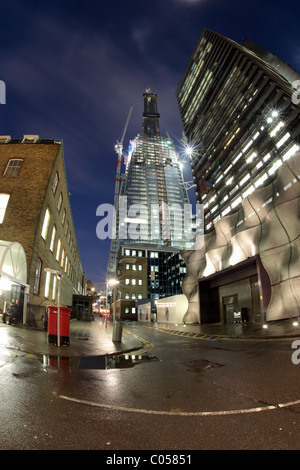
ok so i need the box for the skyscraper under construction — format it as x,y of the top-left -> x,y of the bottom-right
106,89 -> 192,280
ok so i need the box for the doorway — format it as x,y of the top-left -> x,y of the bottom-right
223,295 -> 239,323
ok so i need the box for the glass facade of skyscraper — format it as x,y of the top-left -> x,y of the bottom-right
176,29 -> 300,231
111,90 -> 192,254
120,132 -> 190,248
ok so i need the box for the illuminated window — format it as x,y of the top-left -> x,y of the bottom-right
44,271 -> 51,298
125,278 -> 130,285
254,173 -> 268,188
282,144 -> 299,161
0,193 -> 10,223
239,174 -> 250,186
263,153 -> 271,162
232,196 -> 242,208
276,132 -> 290,149
50,225 -> 56,252
65,256 -> 68,273
246,152 -> 257,164
242,185 -> 255,198
270,121 -> 284,137
3,159 -> 23,177
61,248 -> 65,268
269,159 -> 282,175
56,238 -> 61,262
222,206 -> 231,217
41,207 -> 50,240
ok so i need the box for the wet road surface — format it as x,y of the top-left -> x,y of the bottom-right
1,321 -> 300,450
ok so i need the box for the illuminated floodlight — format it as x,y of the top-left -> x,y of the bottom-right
185,146 -> 193,157
272,110 -> 279,118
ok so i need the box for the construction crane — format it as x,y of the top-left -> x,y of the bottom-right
106,106 -> 133,281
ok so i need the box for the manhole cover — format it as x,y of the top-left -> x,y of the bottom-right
185,359 -> 224,372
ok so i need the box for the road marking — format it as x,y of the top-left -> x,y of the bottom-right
142,325 -> 296,342
58,395 -> 300,416
122,328 -> 154,354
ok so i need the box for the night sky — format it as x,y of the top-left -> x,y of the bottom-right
1,0 -> 299,290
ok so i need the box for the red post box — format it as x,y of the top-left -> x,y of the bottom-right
47,306 -> 71,346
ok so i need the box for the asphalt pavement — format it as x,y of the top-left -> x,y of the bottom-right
1,316 -> 300,359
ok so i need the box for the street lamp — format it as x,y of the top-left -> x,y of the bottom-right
108,278 -> 121,342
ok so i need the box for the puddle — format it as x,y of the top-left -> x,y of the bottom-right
32,353 -> 159,371
82,353 -> 159,370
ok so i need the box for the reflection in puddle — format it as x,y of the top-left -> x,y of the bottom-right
36,353 -> 159,371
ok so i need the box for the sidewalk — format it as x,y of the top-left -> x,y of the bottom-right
154,319 -> 300,340
0,319 -> 142,358
0,317 -> 299,359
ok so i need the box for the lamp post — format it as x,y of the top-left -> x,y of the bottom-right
105,281 -> 109,328
108,278 -> 121,342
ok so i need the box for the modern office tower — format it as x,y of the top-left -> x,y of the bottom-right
176,29 -> 300,324
177,29 -> 300,229
107,90 -> 192,280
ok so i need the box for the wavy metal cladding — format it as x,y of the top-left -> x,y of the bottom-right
181,155 -> 300,323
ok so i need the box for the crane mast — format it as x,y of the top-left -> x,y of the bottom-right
106,106 -> 133,281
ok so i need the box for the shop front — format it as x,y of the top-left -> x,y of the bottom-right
0,240 -> 28,325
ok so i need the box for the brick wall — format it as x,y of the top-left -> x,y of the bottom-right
0,140 -> 85,328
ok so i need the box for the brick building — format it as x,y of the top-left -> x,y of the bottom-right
0,135 -> 86,327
